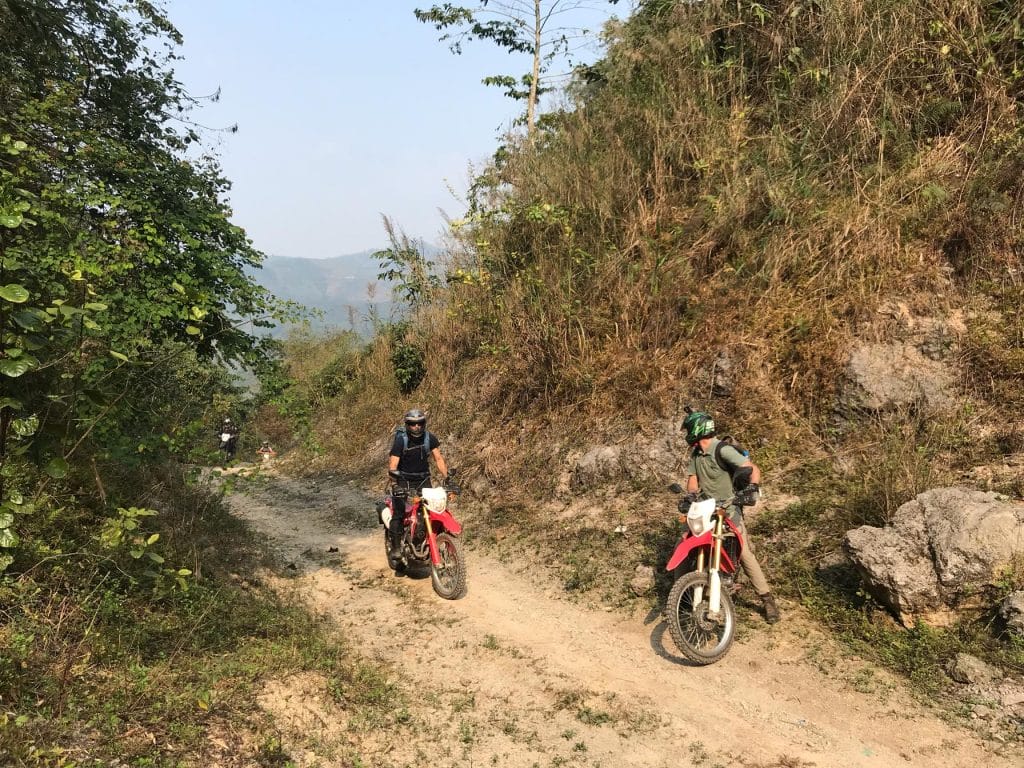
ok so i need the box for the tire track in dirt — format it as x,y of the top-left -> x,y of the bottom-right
225,472 -> 1021,768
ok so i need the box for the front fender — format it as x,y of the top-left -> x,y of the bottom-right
666,530 -> 712,571
428,509 -> 462,536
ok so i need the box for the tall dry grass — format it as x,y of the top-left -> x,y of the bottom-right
425,1 -> 1024,432
278,0 -> 1023,495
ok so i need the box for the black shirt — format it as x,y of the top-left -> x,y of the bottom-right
390,431 -> 439,476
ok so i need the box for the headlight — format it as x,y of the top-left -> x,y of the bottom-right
686,499 -> 714,536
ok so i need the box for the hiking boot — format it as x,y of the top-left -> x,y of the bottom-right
387,535 -> 403,562
760,593 -> 781,624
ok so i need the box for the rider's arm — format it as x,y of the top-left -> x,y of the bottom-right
432,448 -> 448,479
686,474 -> 699,494
745,460 -> 761,485
388,454 -> 400,480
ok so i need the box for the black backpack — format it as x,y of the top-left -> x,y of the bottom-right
394,426 -> 433,458
713,435 -> 750,484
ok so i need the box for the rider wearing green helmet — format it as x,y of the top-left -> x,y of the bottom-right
682,407 -> 780,624
682,410 -> 717,445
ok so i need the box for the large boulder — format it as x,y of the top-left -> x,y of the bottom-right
844,342 -> 956,411
844,488 -> 1024,627
1000,591 -> 1024,637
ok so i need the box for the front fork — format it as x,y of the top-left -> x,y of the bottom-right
691,515 -> 725,615
422,507 -> 441,566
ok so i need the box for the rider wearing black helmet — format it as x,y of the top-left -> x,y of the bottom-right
386,409 -> 448,561
218,417 -> 240,463
682,409 -> 780,624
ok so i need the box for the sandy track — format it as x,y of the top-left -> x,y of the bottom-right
225,472 -> 1021,768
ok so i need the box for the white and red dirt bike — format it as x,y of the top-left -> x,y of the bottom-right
377,471 -> 467,600
663,479 -> 753,665
218,432 -> 238,462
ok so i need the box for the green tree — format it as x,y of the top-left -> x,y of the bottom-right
415,1 -> 613,135
0,0 -> 296,566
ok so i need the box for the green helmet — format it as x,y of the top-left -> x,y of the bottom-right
682,411 -> 715,445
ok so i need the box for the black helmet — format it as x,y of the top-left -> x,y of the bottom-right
682,410 -> 715,445
223,417 -> 231,424
404,408 -> 426,435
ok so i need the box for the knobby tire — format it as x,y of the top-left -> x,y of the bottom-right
430,532 -> 467,600
665,570 -> 736,665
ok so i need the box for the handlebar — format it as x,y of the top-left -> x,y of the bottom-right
668,483 -> 758,510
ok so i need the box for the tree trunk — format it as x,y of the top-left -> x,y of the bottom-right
527,0 -> 542,137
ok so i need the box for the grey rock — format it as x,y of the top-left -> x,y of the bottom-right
711,349 -> 736,398
948,653 -> 1000,685
467,476 -> 493,499
843,342 -> 956,412
1000,591 -> 1024,636
844,487 -> 1024,626
630,565 -> 655,596
999,684 -> 1024,708
571,445 -> 623,492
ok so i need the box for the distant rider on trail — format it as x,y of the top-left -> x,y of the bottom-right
218,417 -> 240,463
387,409 -> 448,562
681,409 -> 781,624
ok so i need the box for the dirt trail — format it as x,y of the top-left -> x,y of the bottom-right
224,471 -> 1022,768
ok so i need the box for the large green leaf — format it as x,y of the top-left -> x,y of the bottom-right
0,527 -> 19,548
12,416 -> 38,436
0,284 -> 30,303
43,457 -> 69,479
0,358 -> 32,377
11,310 -> 41,331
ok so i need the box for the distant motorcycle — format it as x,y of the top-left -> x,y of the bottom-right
663,471 -> 756,665
377,470 -> 467,600
219,431 -> 238,462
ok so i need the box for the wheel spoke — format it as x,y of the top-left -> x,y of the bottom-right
665,571 -> 735,664
430,533 -> 466,599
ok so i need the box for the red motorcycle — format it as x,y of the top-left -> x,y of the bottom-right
663,474 -> 753,665
377,471 -> 467,600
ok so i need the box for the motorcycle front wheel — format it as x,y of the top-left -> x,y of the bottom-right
430,532 -> 467,600
665,570 -> 736,665
383,529 -> 401,572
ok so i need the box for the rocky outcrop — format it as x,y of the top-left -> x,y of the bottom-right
844,342 -> 956,411
1000,591 -> 1024,637
835,305 -> 965,424
844,487 -> 1024,627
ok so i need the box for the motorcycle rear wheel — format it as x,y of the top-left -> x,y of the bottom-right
665,570 -> 736,665
430,532 -> 467,600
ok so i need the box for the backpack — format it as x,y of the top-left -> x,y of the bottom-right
712,435 -> 749,480
394,426 -> 433,459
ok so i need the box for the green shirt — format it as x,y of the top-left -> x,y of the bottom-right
686,438 -> 747,502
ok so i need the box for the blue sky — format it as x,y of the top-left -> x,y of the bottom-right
163,1 -> 629,259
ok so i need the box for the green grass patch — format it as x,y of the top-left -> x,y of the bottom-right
0,473 -> 395,767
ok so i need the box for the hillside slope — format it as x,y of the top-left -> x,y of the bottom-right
264,0 -> 1024,724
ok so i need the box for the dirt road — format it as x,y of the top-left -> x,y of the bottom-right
225,472 -> 1022,768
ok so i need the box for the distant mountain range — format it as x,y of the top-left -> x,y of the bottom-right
247,250 -> 393,337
